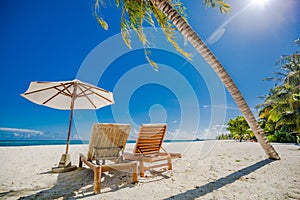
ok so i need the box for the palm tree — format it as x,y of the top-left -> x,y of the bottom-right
258,52 -> 300,136
94,0 -> 280,159
227,116 -> 253,142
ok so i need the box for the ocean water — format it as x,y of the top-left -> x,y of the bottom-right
0,139 -> 199,147
0,140 -> 89,146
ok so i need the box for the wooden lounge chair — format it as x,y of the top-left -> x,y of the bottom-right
124,124 -> 181,177
79,123 -> 138,194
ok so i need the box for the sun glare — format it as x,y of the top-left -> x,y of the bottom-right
251,0 -> 269,8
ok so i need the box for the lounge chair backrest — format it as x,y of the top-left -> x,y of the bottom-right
88,123 -> 131,160
134,124 -> 167,157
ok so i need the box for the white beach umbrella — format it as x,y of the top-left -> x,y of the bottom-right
21,79 -> 114,172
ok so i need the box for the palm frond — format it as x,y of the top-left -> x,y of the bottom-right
151,1 -> 192,60
144,48 -> 158,71
203,0 -> 231,13
93,0 -> 230,69
94,0 -> 109,30
120,9 -> 132,48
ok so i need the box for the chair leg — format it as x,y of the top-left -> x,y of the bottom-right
140,160 -> 145,177
132,162 -> 138,183
79,155 -> 83,168
167,157 -> 172,170
94,166 -> 102,194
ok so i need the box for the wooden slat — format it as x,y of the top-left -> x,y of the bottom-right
141,124 -> 167,128
136,147 -> 160,152
138,137 -> 164,141
93,147 -> 122,160
139,131 -> 165,134
80,123 -> 139,194
138,146 -> 160,150
124,124 -> 183,177
139,139 -> 162,142
138,143 -> 161,146
137,145 -> 160,149
140,130 -> 165,134
139,134 -> 163,137
139,136 -> 164,139
137,139 -> 162,143
138,144 -> 160,147
88,123 -> 130,160
139,151 -> 159,155
138,145 -> 160,149
134,124 -> 167,155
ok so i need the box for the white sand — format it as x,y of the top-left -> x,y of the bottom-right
0,140 -> 299,200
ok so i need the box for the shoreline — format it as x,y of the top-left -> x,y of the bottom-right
0,139 -> 209,147
0,141 -> 299,199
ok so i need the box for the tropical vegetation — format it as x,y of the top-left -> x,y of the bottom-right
221,52 -> 300,143
94,0 -> 230,69
257,51 -> 300,143
226,116 -> 255,142
93,0 -> 280,159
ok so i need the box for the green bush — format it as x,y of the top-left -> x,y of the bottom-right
273,130 -> 295,143
267,135 -> 277,142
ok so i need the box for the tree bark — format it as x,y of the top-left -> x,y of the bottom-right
152,0 -> 280,159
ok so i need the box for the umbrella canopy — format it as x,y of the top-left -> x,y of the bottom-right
21,79 -> 114,155
21,79 -> 114,110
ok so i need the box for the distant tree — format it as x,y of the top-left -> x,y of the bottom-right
227,116 -> 254,142
257,51 -> 300,142
216,133 -> 232,140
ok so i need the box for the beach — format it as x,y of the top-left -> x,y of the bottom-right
0,140 -> 299,200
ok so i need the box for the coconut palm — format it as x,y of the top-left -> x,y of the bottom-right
258,52 -> 300,136
94,0 -> 280,159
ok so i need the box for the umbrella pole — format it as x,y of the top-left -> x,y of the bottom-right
65,82 -> 77,154
52,83 -> 78,172
65,108 -> 73,154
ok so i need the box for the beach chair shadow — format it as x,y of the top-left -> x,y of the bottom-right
163,158 -> 274,200
78,123 -> 138,194
17,166 -> 137,199
124,124 -> 182,177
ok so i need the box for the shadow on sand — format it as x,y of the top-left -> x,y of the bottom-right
17,167 -> 137,200
4,159 -> 274,199
164,158 -> 274,200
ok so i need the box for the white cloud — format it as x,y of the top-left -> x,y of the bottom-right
201,124 -> 230,139
203,105 -> 258,114
203,104 -> 240,110
215,124 -> 228,128
0,127 -> 44,135
166,129 -> 197,140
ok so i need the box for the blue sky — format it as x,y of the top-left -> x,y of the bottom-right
0,0 -> 299,140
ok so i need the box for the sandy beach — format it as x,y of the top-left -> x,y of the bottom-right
0,140 -> 299,200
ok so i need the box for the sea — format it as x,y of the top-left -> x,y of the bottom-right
0,139 -> 200,147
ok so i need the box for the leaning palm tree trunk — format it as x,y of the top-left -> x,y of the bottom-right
152,0 -> 280,159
